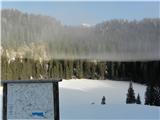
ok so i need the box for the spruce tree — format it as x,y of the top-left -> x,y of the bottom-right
145,86 -> 160,106
145,86 -> 153,105
97,62 -> 105,79
1,56 -> 8,80
136,93 -> 141,104
126,81 -> 136,104
153,86 -> 160,106
59,61 -> 63,78
78,60 -> 83,79
51,60 -> 59,79
90,62 -> 97,79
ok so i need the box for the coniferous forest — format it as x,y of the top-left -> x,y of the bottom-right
1,55 -> 160,87
1,9 -> 160,86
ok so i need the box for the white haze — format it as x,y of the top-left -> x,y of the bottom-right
1,9 -> 160,61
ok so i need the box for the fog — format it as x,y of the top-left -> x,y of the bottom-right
1,9 -> 160,61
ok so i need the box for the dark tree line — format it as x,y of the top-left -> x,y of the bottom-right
1,56 -> 160,86
106,61 -> 160,86
1,56 -> 108,80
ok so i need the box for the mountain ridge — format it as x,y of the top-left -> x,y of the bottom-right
1,9 -> 160,61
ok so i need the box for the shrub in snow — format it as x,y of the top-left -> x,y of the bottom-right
101,96 -> 106,105
91,102 -> 95,105
126,81 -> 136,104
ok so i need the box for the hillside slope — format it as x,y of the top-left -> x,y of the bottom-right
1,9 -> 160,61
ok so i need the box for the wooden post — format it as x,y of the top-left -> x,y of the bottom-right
53,82 -> 60,120
2,83 -> 7,120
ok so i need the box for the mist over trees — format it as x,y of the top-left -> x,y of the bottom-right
1,9 -> 160,107
1,9 -> 160,61
1,9 -> 160,92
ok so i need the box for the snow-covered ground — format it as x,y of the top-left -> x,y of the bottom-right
0,79 -> 160,120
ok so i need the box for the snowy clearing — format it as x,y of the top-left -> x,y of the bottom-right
0,79 -> 160,120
